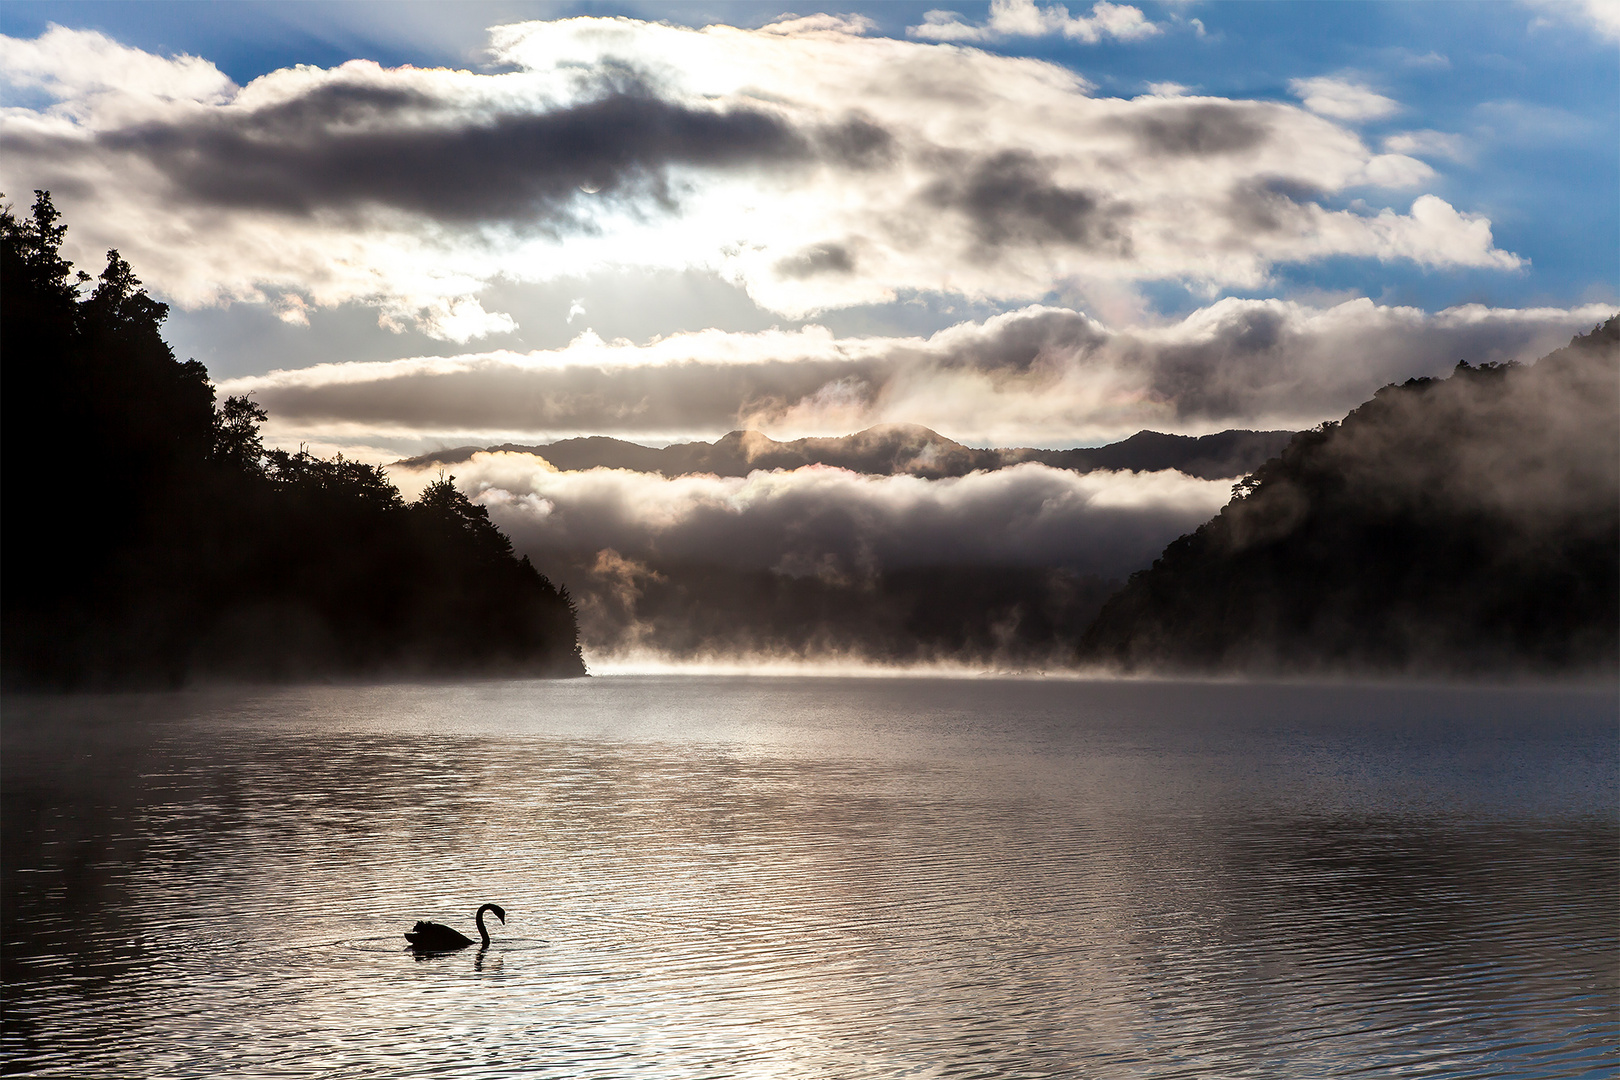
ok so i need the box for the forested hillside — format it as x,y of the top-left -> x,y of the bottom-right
1080,318 -> 1620,675
2,192 -> 585,688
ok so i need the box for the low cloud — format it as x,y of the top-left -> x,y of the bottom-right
385,453 -> 1227,665
222,300 -> 1614,452
2,19 -> 1520,335
400,453 -> 1227,579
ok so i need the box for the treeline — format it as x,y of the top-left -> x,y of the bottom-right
2,192 -> 584,688
560,555 -> 1118,668
1080,317 -> 1620,676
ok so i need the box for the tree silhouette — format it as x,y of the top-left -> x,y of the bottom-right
211,395 -> 269,473
2,191 -> 585,688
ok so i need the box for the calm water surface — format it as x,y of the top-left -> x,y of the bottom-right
3,676 -> 1616,1078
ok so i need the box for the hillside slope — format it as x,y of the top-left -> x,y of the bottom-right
1079,318 -> 1620,676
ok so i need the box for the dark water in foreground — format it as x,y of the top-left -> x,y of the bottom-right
3,676 -> 1616,1078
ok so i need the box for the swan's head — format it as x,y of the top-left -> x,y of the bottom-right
490,904 -> 506,924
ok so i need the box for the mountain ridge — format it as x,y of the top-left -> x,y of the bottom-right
395,424 -> 1296,481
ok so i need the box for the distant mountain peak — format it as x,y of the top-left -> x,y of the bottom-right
394,425 -> 1295,481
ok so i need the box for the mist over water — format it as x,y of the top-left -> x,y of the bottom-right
4,677 -> 1615,1078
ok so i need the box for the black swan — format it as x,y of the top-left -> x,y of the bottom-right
405,903 -> 506,950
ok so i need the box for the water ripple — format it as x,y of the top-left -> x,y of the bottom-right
3,677 -> 1615,1078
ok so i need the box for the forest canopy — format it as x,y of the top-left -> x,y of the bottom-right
1079,317 -> 1620,676
1,191 -> 585,688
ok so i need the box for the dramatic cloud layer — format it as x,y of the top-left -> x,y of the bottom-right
2,19 -> 1520,339
384,453 -> 1228,664
394,453 -> 1227,580
222,299 -> 1612,452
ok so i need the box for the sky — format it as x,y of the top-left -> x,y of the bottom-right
3,0 -> 1615,455
3,1 -> 1617,664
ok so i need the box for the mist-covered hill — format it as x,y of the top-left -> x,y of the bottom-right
386,411 -> 1286,671
398,425 -> 1294,481
393,448 -> 1234,669
2,193 -> 584,688
1080,318 -> 1620,676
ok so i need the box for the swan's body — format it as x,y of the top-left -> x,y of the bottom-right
405,903 -> 506,950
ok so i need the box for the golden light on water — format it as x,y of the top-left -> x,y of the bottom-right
5,677 -> 1613,1076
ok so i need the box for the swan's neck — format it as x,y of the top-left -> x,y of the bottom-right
475,905 -> 493,946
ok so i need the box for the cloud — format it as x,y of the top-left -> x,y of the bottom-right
1524,0 -> 1620,41
1114,101 -> 1269,156
1383,129 -> 1470,163
423,453 -> 1223,665
0,24 -> 234,104
397,454 -> 1229,582
0,20 -> 1522,335
1575,0 -> 1620,39
1289,76 -> 1400,123
220,299 -> 1614,452
1352,153 -> 1434,188
78,85 -> 812,222
919,150 -> 1133,254
909,0 -> 1161,43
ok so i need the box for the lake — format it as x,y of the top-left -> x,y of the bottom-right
3,676 -> 1616,1078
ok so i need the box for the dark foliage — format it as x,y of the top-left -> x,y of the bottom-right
564,557 -> 1118,668
2,191 -> 584,688
1007,428 -> 1296,481
1080,318 -> 1620,676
